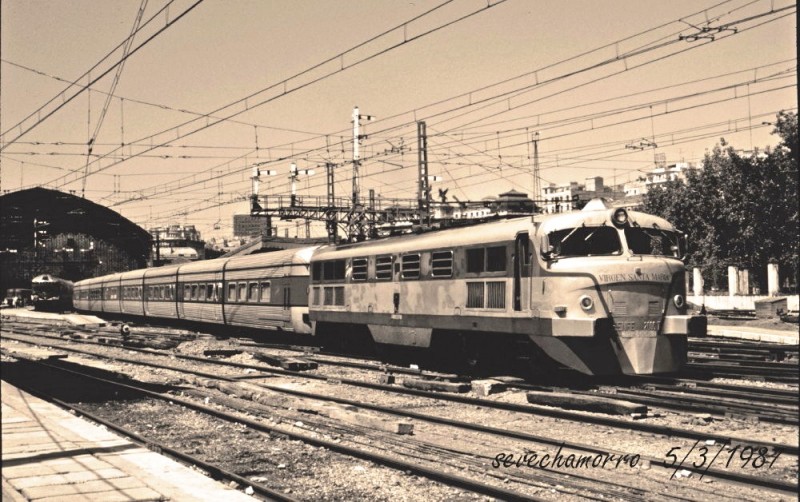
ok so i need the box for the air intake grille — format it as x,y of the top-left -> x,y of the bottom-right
612,301 -> 628,316
648,300 -> 662,316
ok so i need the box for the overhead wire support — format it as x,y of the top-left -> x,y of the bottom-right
81,0 -> 148,198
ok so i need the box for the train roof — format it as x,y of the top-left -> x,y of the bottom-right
313,205 -> 678,261
224,246 -> 317,270
313,217 -> 535,260
537,207 -> 676,235
31,274 -> 73,286
74,246 -> 318,286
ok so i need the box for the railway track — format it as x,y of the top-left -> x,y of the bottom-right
1,345 -> 648,501
5,319 -> 799,422
3,323 -> 798,455
3,333 -> 797,499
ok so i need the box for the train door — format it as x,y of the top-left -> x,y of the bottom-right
283,284 -> 291,311
514,232 -> 530,311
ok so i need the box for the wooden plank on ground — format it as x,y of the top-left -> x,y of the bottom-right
1,347 -> 68,361
301,402 -> 413,435
252,352 -> 317,371
402,378 -> 471,393
526,391 -> 647,415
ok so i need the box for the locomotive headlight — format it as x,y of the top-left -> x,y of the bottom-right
579,295 -> 594,311
673,294 -> 685,309
612,208 -> 628,227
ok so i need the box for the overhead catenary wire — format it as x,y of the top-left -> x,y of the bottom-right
81,0 -> 149,198
92,0 -> 792,212
0,0 -> 206,150
42,0 -> 508,191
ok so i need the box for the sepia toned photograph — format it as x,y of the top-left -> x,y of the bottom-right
1,1 -> 797,500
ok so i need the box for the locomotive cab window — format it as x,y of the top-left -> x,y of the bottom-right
548,226 -> 622,257
624,228 -> 681,257
401,254 -> 421,279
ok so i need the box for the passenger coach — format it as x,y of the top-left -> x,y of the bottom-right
74,246 -> 317,335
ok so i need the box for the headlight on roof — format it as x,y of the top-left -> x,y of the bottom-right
612,208 -> 628,227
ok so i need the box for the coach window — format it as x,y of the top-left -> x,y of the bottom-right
238,282 -> 247,302
486,246 -> 507,272
467,248 -> 484,273
227,283 -> 236,302
431,251 -> 453,277
352,258 -> 368,281
260,282 -> 271,303
375,256 -> 393,280
401,254 -> 421,279
198,283 -> 207,301
322,260 -> 346,281
248,282 -> 259,302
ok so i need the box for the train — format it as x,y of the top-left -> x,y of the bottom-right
74,200 -> 706,375
31,274 -> 74,312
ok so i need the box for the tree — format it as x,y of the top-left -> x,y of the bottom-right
643,111 -> 798,292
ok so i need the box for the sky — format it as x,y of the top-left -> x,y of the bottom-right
1,0 -> 797,240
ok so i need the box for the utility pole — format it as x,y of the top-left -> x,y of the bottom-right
417,121 -> 429,225
531,131 -> 540,212
325,162 -> 337,243
352,106 -> 374,208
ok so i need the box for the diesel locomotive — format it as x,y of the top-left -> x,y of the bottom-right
74,200 -> 706,375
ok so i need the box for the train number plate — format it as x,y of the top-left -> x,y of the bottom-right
614,319 -> 660,337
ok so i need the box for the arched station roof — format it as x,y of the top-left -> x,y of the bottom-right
0,187 -> 152,260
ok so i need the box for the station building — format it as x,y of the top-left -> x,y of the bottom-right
0,187 -> 152,292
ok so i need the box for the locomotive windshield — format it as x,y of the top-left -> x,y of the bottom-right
548,226 -> 622,257
624,227 -> 681,257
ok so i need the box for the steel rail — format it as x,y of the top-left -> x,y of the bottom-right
3,329 -> 798,458
4,340 -> 797,495
4,356 -> 545,502
1,366 -> 296,502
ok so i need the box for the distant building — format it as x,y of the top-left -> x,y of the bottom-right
149,224 -> 205,263
541,177 -> 625,213
233,214 -> 269,238
623,162 -> 698,199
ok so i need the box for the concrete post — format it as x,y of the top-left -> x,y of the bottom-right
693,268 -> 704,297
767,262 -> 780,296
727,266 -> 738,296
738,269 -> 750,296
